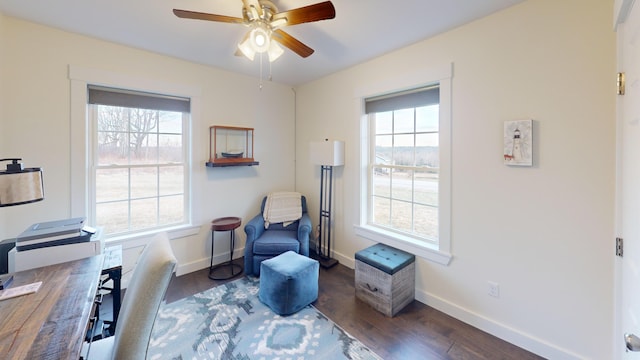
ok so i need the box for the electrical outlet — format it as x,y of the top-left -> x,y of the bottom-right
488,281 -> 500,298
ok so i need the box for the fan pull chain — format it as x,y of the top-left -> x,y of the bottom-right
259,53 -> 263,90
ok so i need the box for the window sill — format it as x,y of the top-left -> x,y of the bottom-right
104,224 -> 201,247
354,225 -> 452,265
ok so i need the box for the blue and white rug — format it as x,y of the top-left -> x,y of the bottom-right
149,276 -> 381,360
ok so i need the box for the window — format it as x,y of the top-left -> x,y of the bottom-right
366,86 -> 440,243
87,86 -> 190,237
356,74 -> 451,265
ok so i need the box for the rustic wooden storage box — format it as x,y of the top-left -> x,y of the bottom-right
355,243 -> 415,317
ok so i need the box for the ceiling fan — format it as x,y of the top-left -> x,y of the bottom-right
173,0 -> 336,62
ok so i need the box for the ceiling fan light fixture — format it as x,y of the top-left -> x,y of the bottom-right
267,41 -> 284,62
238,36 -> 256,61
254,32 -> 266,47
250,25 -> 271,53
174,1 -> 336,61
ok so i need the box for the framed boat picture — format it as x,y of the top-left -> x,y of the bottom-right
207,125 -> 258,167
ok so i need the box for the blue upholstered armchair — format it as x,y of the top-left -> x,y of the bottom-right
244,195 -> 312,276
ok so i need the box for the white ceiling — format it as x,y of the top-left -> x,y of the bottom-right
0,0 -> 525,86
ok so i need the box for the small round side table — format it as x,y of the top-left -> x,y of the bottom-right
209,217 -> 243,280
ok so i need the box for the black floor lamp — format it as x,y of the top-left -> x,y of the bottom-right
310,140 -> 344,269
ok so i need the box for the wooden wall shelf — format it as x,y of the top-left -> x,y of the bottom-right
206,161 -> 259,168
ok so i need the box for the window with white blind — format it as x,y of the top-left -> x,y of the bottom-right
356,74 -> 452,265
87,86 -> 190,237
366,85 -> 441,243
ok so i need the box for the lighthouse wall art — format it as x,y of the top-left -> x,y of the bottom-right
503,119 -> 532,166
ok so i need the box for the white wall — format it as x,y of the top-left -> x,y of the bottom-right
0,12 -> 6,233
295,0 -> 615,359
0,12 -> 4,140
0,17 -> 296,276
0,1 -> 617,358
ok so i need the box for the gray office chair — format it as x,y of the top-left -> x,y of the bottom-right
87,232 -> 177,360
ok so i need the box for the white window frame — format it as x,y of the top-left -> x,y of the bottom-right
88,99 -> 189,237
68,65 -> 201,242
354,63 -> 453,265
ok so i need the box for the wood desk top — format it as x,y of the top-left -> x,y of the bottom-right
0,254 -> 104,360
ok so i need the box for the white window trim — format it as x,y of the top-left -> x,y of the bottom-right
354,62 -> 453,266
68,65 -> 201,241
354,225 -> 451,265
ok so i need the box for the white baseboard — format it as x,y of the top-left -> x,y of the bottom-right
330,248 -> 583,360
333,249 -> 354,269
175,246 -> 245,277
417,290 -> 584,360
175,258 -> 209,276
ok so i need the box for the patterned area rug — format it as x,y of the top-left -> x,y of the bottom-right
148,276 -> 382,360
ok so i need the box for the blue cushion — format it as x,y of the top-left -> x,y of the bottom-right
252,230 -> 300,255
259,251 -> 319,316
355,243 -> 415,275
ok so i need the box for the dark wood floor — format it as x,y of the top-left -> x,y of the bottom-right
163,259 -> 544,360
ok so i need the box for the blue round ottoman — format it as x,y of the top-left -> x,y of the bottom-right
258,250 -> 319,316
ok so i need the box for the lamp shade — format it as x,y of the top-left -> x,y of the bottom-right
237,37 -> 256,61
0,159 -> 44,207
267,41 -> 284,62
310,140 -> 345,166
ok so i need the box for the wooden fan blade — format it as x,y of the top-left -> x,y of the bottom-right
272,1 -> 336,26
272,29 -> 314,58
173,9 -> 245,24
